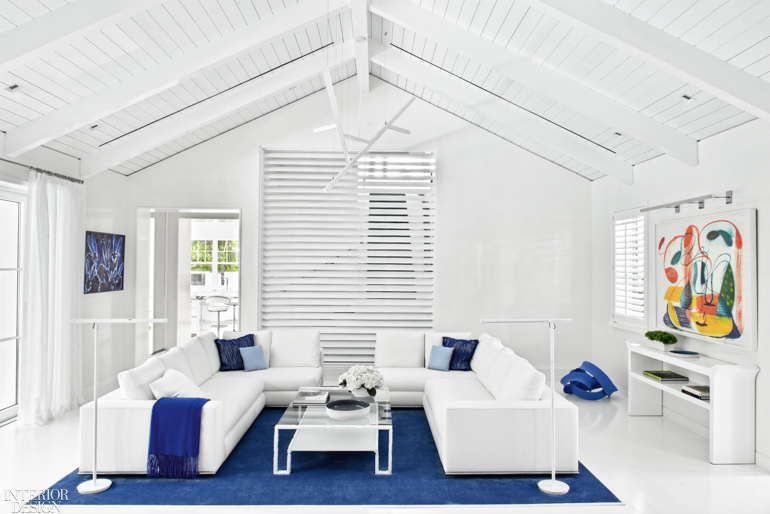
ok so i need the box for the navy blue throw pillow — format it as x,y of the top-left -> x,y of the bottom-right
215,334 -> 254,371
442,337 -> 479,371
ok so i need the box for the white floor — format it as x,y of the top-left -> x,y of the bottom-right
1,393 -> 768,514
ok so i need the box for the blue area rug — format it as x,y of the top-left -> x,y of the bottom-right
43,409 -> 619,506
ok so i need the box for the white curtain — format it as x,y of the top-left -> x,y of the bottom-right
18,172 -> 86,426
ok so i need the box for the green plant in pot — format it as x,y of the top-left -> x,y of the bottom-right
645,331 -> 678,352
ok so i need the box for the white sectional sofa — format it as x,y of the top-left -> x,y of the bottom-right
375,331 -> 579,474
79,329 -> 322,475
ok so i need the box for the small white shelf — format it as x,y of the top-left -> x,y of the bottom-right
627,340 -> 758,465
629,371 -> 710,410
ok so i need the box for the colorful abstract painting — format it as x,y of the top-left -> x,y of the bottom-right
84,231 -> 125,294
655,210 -> 756,350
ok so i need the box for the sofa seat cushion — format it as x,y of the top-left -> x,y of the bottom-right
378,367 -> 478,392
199,372 -> 264,434
424,378 -> 495,435
252,367 -> 323,391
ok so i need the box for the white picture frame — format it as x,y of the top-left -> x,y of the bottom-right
654,209 -> 757,351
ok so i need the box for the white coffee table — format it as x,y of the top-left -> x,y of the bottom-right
273,387 -> 392,475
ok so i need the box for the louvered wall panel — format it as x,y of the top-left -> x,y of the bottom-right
260,148 -> 436,366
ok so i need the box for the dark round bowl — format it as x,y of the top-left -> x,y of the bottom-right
327,399 -> 370,411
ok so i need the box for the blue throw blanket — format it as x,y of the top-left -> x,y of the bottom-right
147,397 -> 209,478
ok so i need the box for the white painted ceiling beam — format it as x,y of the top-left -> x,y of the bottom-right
4,0 -> 349,158
0,0 -> 163,76
80,43 -> 355,179
370,42 -> 632,184
350,0 -> 371,92
524,0 -> 770,122
372,0 -> 698,165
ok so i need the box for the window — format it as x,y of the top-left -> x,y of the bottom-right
613,209 -> 645,326
191,240 -> 213,271
0,191 -> 23,425
260,148 -> 436,368
217,240 -> 239,272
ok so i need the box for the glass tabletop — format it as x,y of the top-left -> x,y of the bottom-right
276,387 -> 392,428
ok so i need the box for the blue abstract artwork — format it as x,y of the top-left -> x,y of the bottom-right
84,231 -> 125,294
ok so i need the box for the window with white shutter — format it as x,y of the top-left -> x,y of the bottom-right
259,148 -> 436,367
613,209 -> 645,327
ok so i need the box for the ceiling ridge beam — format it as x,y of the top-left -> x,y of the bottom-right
0,0 -> 164,76
522,0 -> 770,122
370,42 -> 632,183
5,0 -> 349,158
80,42 -> 355,179
350,0 -> 371,92
371,0 -> 698,165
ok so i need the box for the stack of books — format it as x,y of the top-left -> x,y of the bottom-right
643,370 -> 689,382
682,385 -> 710,401
292,389 -> 330,406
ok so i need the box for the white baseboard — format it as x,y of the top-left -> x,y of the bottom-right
663,406 -> 709,438
82,373 -> 120,401
756,451 -> 770,471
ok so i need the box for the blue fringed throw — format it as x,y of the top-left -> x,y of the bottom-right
147,397 -> 209,478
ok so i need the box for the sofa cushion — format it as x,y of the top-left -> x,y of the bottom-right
118,356 -> 165,400
424,378 -> 495,435
472,338 -> 504,384
158,347 -> 194,382
470,333 -> 496,371
150,369 -> 209,400
375,331 -> 425,368
178,337 -> 213,385
481,347 -> 517,398
270,330 -> 321,367
197,332 -> 221,374
224,330 -> 272,367
199,371 -> 264,434
251,367 -> 324,391
442,337 -> 479,371
424,332 -> 472,368
378,367 -> 478,392
499,356 -> 546,401
427,345 -> 453,372
240,346 -> 267,372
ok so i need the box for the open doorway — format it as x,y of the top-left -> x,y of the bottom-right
136,208 -> 241,354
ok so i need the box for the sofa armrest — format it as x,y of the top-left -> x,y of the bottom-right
437,391 -> 578,473
79,399 -> 226,474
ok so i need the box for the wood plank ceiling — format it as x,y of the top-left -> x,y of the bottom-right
0,0 -> 766,180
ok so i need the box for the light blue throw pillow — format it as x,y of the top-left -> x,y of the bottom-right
239,345 -> 267,372
427,345 -> 454,372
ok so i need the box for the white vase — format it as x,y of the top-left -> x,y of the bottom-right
352,387 -> 374,397
648,340 -> 677,352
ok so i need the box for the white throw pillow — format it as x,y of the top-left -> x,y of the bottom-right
423,332 -> 472,368
118,356 -> 165,400
481,347 -> 517,397
270,330 -> 321,367
150,369 -> 209,400
472,338 -> 504,382
499,356 -> 546,401
224,330 -> 272,367
374,331 -> 425,368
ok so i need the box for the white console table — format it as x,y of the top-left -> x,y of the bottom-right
627,340 -> 758,465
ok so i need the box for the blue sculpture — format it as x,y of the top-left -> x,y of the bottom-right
560,361 -> 617,400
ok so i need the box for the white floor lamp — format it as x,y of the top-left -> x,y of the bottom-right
71,318 -> 168,494
480,318 -> 573,495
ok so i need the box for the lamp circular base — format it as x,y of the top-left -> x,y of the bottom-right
538,479 -> 569,495
77,478 -> 111,494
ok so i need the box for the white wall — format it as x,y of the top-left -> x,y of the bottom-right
590,118 -> 770,463
82,76 -> 594,392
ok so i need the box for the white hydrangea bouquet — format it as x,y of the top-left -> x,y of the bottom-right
338,365 -> 384,397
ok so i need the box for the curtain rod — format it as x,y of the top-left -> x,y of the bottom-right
0,156 -> 84,185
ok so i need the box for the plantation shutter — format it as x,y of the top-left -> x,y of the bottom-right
260,148 -> 436,367
613,209 -> 645,325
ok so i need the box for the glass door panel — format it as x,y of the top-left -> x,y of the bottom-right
0,197 -> 21,424
0,339 -> 17,411
0,199 -> 18,268
0,271 -> 18,340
